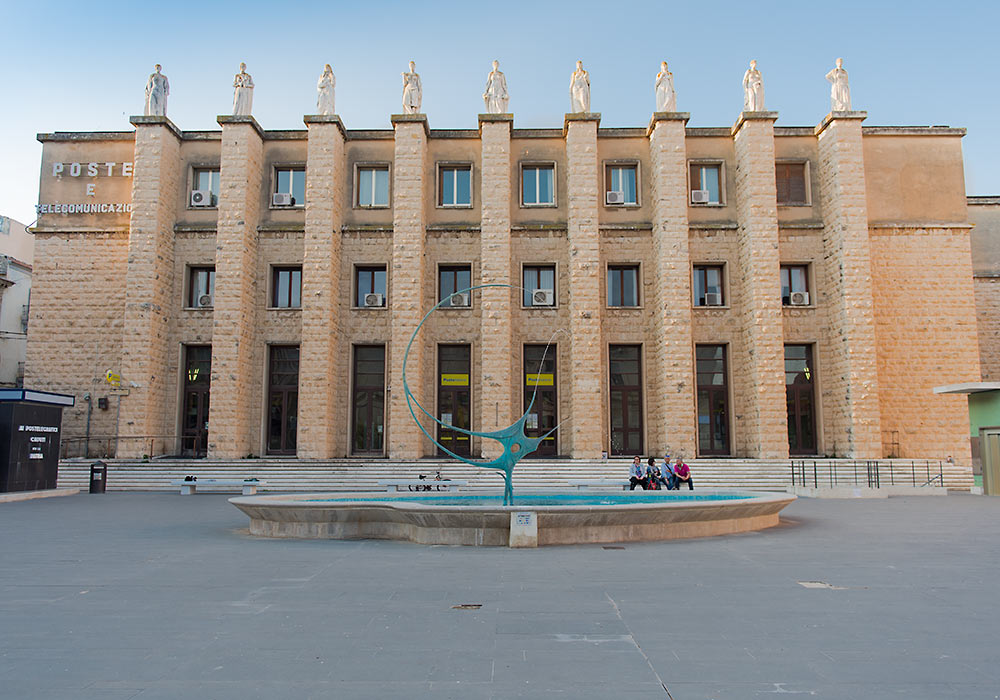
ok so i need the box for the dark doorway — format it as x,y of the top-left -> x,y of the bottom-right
696,344 -> 730,455
352,345 -> 386,455
785,344 -> 817,455
523,344 -> 558,456
267,345 -> 299,455
182,346 -> 211,457
609,345 -> 643,456
437,345 -> 471,456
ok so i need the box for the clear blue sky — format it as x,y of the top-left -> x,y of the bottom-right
3,0 -> 997,225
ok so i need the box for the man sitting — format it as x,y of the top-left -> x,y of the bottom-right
673,457 -> 693,490
662,454 -> 676,490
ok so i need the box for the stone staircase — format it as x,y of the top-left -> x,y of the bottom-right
56,457 -> 973,492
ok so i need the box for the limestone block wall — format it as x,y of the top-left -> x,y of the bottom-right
870,225 -> 980,460
647,114 -> 696,457
731,113 -> 788,458
298,117 -> 346,458
565,116 -> 604,457
389,116 -> 429,458
974,276 -> 1000,381
210,118 -> 263,458
118,118 -> 181,457
816,114 -> 881,458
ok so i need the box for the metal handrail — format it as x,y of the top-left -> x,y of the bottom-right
790,459 -> 946,489
59,434 -> 205,460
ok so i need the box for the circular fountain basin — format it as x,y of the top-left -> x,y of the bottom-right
229,490 -> 796,546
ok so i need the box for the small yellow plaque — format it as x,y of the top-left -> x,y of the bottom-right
525,373 -> 554,386
441,373 -> 469,386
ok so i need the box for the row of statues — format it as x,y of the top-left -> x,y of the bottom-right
143,59 -> 852,119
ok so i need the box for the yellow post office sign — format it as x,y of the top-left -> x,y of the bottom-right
525,373 -> 554,386
441,373 -> 469,386
104,369 -> 121,387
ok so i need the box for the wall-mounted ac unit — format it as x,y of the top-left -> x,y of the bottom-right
703,292 -> 723,306
691,189 -> 711,204
789,291 -> 810,306
272,192 -> 294,207
190,190 -> 213,207
532,289 -> 554,306
364,293 -> 384,308
197,294 -> 213,308
449,292 -> 470,307
606,191 -> 625,205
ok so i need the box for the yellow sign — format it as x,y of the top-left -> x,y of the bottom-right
441,373 -> 469,387
526,373 -> 554,386
104,370 -> 121,387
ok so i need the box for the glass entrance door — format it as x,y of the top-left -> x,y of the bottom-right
352,345 -> 386,455
696,345 -> 729,455
785,344 -> 817,455
523,345 -> 557,456
267,345 -> 299,455
437,345 -> 471,456
609,345 -> 643,456
182,346 -> 211,457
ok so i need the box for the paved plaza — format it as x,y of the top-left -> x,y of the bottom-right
1,492 -> 998,699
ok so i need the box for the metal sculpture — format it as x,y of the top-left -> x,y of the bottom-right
402,284 -> 562,505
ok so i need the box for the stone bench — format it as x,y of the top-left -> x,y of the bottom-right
377,480 -> 467,492
170,479 -> 265,496
567,480 -> 631,491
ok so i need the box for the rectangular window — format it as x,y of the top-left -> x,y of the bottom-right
696,345 -> 729,455
437,345 -> 472,456
689,162 -> 722,205
692,265 -> 724,306
785,344 -> 817,455
605,163 -> 638,205
522,164 -> 555,206
274,167 -> 305,206
272,266 -> 302,308
267,345 -> 299,455
607,265 -> 639,307
524,344 -> 558,456
182,345 -> 211,458
609,345 -> 643,455
191,168 -> 220,207
355,265 -> 387,307
438,165 -> 472,207
523,265 -> 556,307
188,266 -> 215,308
776,162 -> 808,205
780,264 -> 810,305
352,345 -> 386,454
439,265 -> 472,307
357,166 -> 390,207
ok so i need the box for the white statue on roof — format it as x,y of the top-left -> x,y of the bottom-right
742,59 -> 764,112
569,60 -> 590,113
232,62 -> 254,116
401,61 -> 422,114
826,58 -> 851,112
317,64 -> 336,115
654,61 -> 676,112
482,60 -> 509,114
144,64 -> 169,117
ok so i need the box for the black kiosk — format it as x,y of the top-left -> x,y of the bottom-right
0,389 -> 74,493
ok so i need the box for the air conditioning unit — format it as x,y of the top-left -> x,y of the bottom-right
449,292 -> 470,307
606,191 -> 625,205
789,291 -> 810,306
190,190 -> 213,207
531,289 -> 554,306
691,189 -> 711,204
272,192 -> 294,207
363,293 -> 384,308
703,292 -> 723,306
197,294 -> 213,308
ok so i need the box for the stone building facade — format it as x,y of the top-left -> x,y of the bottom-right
28,106 -> 982,463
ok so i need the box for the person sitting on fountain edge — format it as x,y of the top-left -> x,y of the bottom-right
629,456 -> 647,490
673,456 -> 693,490
647,457 -> 668,489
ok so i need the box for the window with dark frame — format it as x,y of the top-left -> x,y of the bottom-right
692,265 -> 724,306
605,163 -> 638,205
521,164 -> 555,206
439,265 -> 472,307
188,266 -> 215,308
274,167 -> 305,206
357,165 -> 390,207
266,345 -> 299,455
780,264 -> 810,305
272,266 -> 302,308
775,162 -> 808,205
355,265 -> 387,307
689,162 -> 722,204
607,265 -> 639,307
523,265 -> 556,306
696,344 -> 729,455
191,168 -> 220,207
438,165 -> 472,207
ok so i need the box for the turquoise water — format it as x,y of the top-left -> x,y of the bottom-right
304,492 -> 753,507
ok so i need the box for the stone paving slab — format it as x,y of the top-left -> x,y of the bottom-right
0,493 -> 999,699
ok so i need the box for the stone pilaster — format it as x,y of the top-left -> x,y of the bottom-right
209,115 -> 263,458
118,116 -> 182,458
298,115 -> 347,458
731,112 -> 788,458
564,113 -> 604,458
815,111 -> 881,457
647,113 -> 697,457
389,114 -> 429,458
478,114 -> 514,458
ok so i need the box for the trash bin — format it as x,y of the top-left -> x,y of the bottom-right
89,461 -> 107,494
